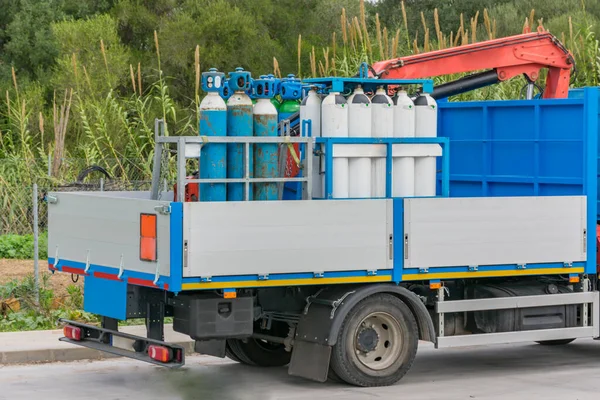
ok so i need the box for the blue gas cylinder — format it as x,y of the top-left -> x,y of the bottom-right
199,68 -> 227,202
252,78 -> 279,201
226,67 -> 253,201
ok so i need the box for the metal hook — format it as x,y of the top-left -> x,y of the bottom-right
84,250 -> 91,273
117,254 -> 124,280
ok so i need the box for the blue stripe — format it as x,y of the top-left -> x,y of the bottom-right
584,87 -> 598,274
47,258 -> 170,289
169,202 -> 183,293
392,198 -> 403,283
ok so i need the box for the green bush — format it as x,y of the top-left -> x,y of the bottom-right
0,232 -> 48,259
0,274 -> 98,332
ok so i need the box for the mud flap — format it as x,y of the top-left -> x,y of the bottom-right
194,339 -> 226,358
84,274 -> 127,320
288,340 -> 331,382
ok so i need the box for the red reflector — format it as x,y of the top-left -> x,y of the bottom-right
148,345 -> 172,363
140,213 -> 158,261
63,325 -> 82,341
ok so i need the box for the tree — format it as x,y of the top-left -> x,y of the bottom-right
3,0 -> 63,80
51,14 -> 131,94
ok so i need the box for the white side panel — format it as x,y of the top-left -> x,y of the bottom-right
404,196 -> 586,269
48,192 -> 171,276
184,200 -> 393,277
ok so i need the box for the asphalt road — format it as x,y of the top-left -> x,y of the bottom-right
2,340 -> 600,400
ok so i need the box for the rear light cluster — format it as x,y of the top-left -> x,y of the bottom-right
63,325 -> 82,341
148,345 -> 173,363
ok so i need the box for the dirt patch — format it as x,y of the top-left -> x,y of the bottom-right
0,259 -> 82,298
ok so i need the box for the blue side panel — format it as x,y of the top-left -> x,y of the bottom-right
392,198 -> 404,283
169,202 -> 183,293
586,88 -> 599,273
437,87 -> 599,275
84,274 -> 127,320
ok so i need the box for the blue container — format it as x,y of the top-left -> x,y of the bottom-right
253,78 -> 279,200
435,87 -> 599,275
227,67 -> 253,201
199,68 -> 227,202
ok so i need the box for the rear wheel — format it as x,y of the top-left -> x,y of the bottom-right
536,339 -> 576,346
330,294 -> 418,387
225,321 -> 291,367
226,337 -> 291,367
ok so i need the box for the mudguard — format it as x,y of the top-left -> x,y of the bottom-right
295,283 -> 435,346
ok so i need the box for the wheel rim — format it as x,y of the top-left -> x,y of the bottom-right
352,311 -> 403,371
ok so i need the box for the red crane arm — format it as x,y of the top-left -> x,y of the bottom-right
371,31 -> 574,99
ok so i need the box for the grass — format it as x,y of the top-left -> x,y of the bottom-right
0,232 -> 48,259
0,273 -> 172,332
0,1 -> 598,236
0,274 -> 96,332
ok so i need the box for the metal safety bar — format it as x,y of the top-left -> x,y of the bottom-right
150,119 -> 313,202
315,137 -> 450,199
434,279 -> 599,348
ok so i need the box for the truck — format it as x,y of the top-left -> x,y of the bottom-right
49,30 -> 599,387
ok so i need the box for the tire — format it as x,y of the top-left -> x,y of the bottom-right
225,341 -> 247,364
536,339 -> 576,346
330,294 -> 419,387
328,368 -> 343,383
226,338 -> 291,367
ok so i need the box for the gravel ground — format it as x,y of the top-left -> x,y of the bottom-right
0,258 -> 82,298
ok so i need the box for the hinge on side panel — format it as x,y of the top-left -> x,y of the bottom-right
258,274 -> 269,281
200,276 -> 212,282
183,240 -> 188,268
46,195 -> 58,204
53,246 -> 60,269
517,264 -> 527,270
117,254 -> 124,279
468,265 -> 478,272
313,272 -> 324,278
153,260 -> 160,285
367,270 -> 377,276
418,267 -> 429,274
154,204 -> 171,215
84,250 -> 91,273
563,262 -> 573,269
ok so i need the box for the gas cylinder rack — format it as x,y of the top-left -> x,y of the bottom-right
301,75 -> 450,199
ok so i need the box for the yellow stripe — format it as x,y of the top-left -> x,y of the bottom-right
181,275 -> 392,290
402,267 -> 584,281
181,267 -> 585,290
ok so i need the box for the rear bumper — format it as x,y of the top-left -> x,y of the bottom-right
58,319 -> 185,368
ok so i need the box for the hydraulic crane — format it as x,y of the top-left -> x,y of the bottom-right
370,28 -> 575,100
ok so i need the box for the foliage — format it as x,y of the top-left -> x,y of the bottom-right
0,232 -> 48,259
0,273 -> 169,331
0,0 -> 597,235
0,274 -> 97,332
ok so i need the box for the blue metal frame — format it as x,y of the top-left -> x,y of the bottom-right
392,198 -> 404,282
302,77 -> 434,95
315,137 -> 450,199
584,87 -> 598,274
169,202 -> 184,293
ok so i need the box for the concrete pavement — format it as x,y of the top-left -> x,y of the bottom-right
2,339 -> 600,399
0,324 -> 194,364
